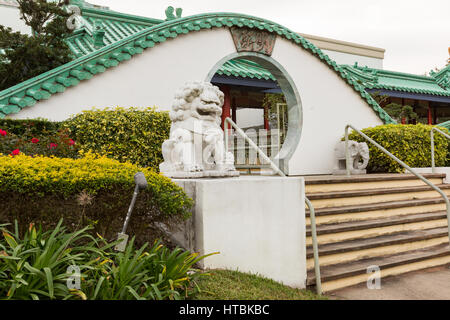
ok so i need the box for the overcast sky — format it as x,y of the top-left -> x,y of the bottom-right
92,0 -> 449,75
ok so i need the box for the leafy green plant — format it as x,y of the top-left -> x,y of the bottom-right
382,103 -> 418,123
0,220 -> 101,300
0,118 -> 61,137
346,124 -> 449,173
0,153 -> 193,245
83,237 -> 214,300
63,107 -> 171,171
0,220 -> 212,300
0,0 -> 73,90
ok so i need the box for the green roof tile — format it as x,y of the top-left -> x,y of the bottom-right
342,64 -> 450,97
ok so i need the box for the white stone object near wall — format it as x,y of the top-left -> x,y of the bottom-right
173,176 -> 307,289
333,140 -> 369,175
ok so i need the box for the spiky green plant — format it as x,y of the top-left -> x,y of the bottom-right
0,219 -> 213,300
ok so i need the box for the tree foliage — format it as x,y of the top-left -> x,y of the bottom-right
0,0 -> 73,91
383,103 -> 418,123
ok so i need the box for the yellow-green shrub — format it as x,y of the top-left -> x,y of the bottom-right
0,153 -> 192,244
62,107 -> 171,171
346,124 -> 449,173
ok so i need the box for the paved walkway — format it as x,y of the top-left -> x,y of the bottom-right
328,265 -> 450,300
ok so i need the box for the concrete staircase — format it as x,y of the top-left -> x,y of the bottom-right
305,173 -> 450,293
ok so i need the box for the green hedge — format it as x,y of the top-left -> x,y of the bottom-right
0,118 -> 61,137
63,107 -> 171,171
346,124 -> 449,173
0,153 -> 192,246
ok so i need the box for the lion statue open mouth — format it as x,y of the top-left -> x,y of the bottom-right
159,81 -> 239,178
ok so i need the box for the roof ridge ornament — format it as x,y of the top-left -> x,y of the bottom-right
92,20 -> 105,48
165,6 -> 182,21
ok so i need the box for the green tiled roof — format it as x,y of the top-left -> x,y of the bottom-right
437,120 -> 450,130
65,6 -> 163,58
217,59 -> 276,81
0,4 -> 395,124
341,63 -> 450,97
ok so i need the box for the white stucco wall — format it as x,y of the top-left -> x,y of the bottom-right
321,49 -> 383,69
174,176 -> 307,289
9,27 -> 383,175
0,2 -> 31,35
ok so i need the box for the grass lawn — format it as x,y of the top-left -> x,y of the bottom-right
191,269 -> 327,300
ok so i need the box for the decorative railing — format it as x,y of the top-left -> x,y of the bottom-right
225,128 -> 282,173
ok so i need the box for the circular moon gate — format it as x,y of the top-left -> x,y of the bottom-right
206,52 -> 303,175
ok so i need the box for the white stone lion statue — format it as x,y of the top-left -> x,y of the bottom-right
159,81 -> 238,178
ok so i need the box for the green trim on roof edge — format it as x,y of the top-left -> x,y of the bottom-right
341,64 -> 450,97
437,120 -> 450,130
0,12 -> 395,124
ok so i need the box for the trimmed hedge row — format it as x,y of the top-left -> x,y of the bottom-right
63,107 -> 171,171
0,118 -> 61,137
0,153 -> 193,245
346,124 -> 449,173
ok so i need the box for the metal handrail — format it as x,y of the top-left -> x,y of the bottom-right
345,124 -> 450,241
431,127 -> 450,173
305,197 -> 322,295
224,117 -> 285,177
224,117 -> 322,295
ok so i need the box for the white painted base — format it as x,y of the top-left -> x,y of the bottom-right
173,176 -> 307,288
162,170 -> 239,179
410,167 -> 450,184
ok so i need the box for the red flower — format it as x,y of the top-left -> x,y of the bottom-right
11,149 -> 20,155
31,138 -> 39,144
49,143 -> 58,149
68,139 -> 75,146
0,129 -> 6,136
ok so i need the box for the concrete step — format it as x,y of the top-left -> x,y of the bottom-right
306,211 -> 448,245
306,198 -> 447,225
306,227 -> 449,268
307,184 -> 450,209
307,243 -> 450,292
304,173 -> 445,193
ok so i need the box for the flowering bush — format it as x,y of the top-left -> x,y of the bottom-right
0,126 -> 79,158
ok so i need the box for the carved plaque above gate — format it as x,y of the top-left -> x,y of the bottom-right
230,27 -> 276,56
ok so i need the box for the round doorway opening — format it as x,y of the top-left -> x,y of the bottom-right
206,52 -> 302,175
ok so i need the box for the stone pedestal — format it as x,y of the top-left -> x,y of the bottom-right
172,176 -> 307,289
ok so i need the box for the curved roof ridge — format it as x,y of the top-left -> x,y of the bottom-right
0,12 -> 394,123
343,64 -> 450,97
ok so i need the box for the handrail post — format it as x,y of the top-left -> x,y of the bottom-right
345,125 -> 351,177
431,129 -> 435,173
430,127 -> 450,174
